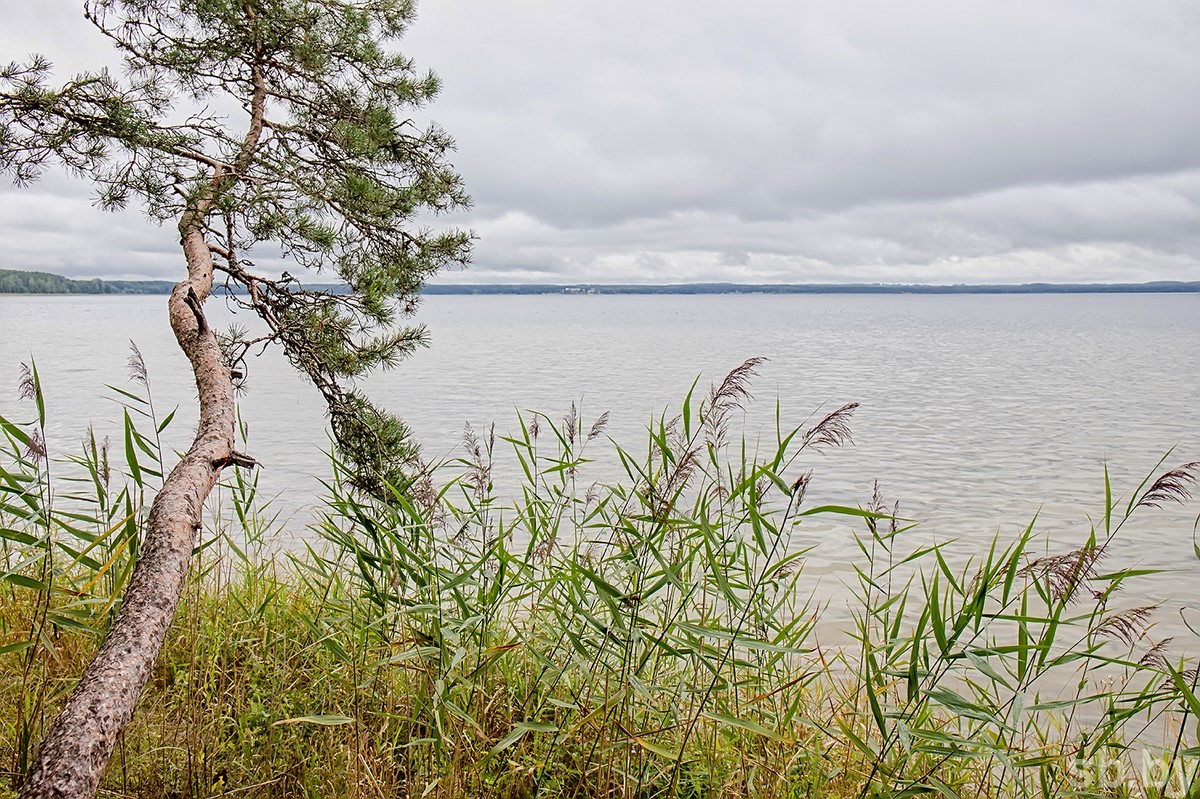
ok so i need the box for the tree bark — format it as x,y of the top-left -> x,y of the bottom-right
19,233 -> 235,799
19,34 -> 267,795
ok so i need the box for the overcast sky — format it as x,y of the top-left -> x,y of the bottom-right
2,1 -> 1199,284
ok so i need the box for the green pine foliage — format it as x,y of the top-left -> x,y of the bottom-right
1,0 -> 473,493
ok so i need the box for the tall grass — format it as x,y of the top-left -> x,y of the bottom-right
1,354 -> 1199,797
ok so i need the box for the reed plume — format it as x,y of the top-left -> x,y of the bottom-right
462,422 -> 494,503
1135,462 -> 1200,509
1096,604 -> 1158,646
704,356 -> 767,449
803,402 -> 859,452
127,340 -> 149,387
587,411 -> 610,442
1138,638 -> 1175,669
17,362 -> 36,401
1022,543 -> 1107,603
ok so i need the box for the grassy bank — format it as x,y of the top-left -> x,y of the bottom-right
2,358 -> 1199,798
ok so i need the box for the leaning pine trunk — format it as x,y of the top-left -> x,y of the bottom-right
18,227 -> 237,798
19,47 -> 267,797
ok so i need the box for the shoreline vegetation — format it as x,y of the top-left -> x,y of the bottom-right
2,268 -> 1199,297
3,357 -> 1199,797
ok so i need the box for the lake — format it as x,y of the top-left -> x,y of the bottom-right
2,292 -> 1199,639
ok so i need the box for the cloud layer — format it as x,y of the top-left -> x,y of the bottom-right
2,0 -> 1199,283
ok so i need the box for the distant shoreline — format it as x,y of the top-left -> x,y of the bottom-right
422,281 -> 1200,295
1,268 -> 1197,296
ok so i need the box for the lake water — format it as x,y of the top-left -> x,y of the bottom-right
2,293 -> 1199,639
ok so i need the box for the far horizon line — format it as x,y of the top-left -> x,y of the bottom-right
2,267 -> 1197,296
419,280 -> 1200,295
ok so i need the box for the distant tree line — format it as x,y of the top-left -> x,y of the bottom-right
0,268 -> 174,294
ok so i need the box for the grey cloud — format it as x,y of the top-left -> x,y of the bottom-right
2,0 -> 1199,284
451,170 -> 1200,283
412,0 -> 1200,227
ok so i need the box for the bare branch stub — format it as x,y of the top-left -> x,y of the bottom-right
212,451 -> 259,471
183,286 -> 207,333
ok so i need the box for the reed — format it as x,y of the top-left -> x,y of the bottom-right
1,355 -> 1198,798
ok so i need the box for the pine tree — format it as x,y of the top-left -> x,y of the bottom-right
0,2 -> 471,795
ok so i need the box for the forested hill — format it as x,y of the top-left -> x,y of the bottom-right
0,268 -> 175,294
